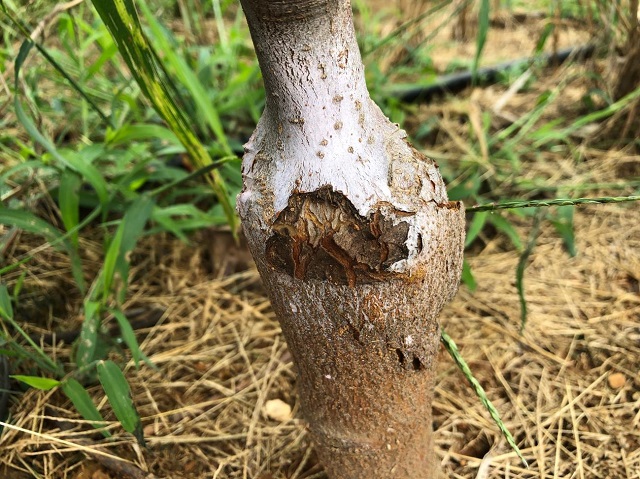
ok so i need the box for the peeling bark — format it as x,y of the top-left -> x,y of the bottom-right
237,1 -> 465,477
266,187 -> 413,286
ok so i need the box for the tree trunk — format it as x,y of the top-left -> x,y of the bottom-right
237,1 -> 465,477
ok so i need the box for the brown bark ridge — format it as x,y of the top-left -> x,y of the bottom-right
237,1 -> 465,477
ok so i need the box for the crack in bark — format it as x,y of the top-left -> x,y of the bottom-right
265,187 -> 413,287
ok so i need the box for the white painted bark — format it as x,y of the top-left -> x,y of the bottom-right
237,1 -> 465,477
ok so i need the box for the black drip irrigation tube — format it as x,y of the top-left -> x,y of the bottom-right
390,44 -> 596,104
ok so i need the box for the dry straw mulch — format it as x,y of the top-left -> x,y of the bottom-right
1,175 -> 639,479
439,202 -> 640,478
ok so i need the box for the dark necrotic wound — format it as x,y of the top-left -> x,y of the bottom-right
265,186 -> 412,286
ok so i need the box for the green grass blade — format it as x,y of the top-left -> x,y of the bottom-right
85,31 -> 120,81
117,195 -> 155,256
441,330 -> 528,467
0,208 -> 85,293
550,206 -> 576,257
105,123 -> 181,146
147,157 -> 236,197
90,0 -> 238,232
61,378 -> 110,437
149,203 -> 227,238
106,195 -> 155,301
487,214 -> 523,251
0,284 -> 13,321
0,205 -> 70,245
533,86 -> 640,147
364,0 -> 456,56
494,88 -> 561,154
467,195 -> 640,213
0,284 -> 62,374
75,301 -> 101,369
3,10 -> 110,124
11,375 -> 60,390
515,180 -> 640,193
465,211 -> 488,248
11,272 -> 26,301
472,0 -> 490,84
59,169 -> 82,249
13,98 -> 109,210
110,309 -> 151,369
0,203 -> 103,283
97,360 -> 144,445
13,40 -> 108,209
102,223 -> 125,299
461,259 -> 477,291
516,211 -> 543,333
534,22 -> 555,55
137,0 -> 231,154
212,0 -> 230,55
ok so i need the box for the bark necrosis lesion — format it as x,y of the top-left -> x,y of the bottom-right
265,186 -> 412,287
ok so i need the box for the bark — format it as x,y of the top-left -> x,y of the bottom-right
237,1 -> 465,477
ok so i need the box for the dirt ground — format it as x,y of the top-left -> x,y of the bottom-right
1,2 -> 639,479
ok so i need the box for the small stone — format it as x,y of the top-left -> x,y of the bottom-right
263,399 -> 292,422
143,423 -> 156,436
608,372 -> 626,389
